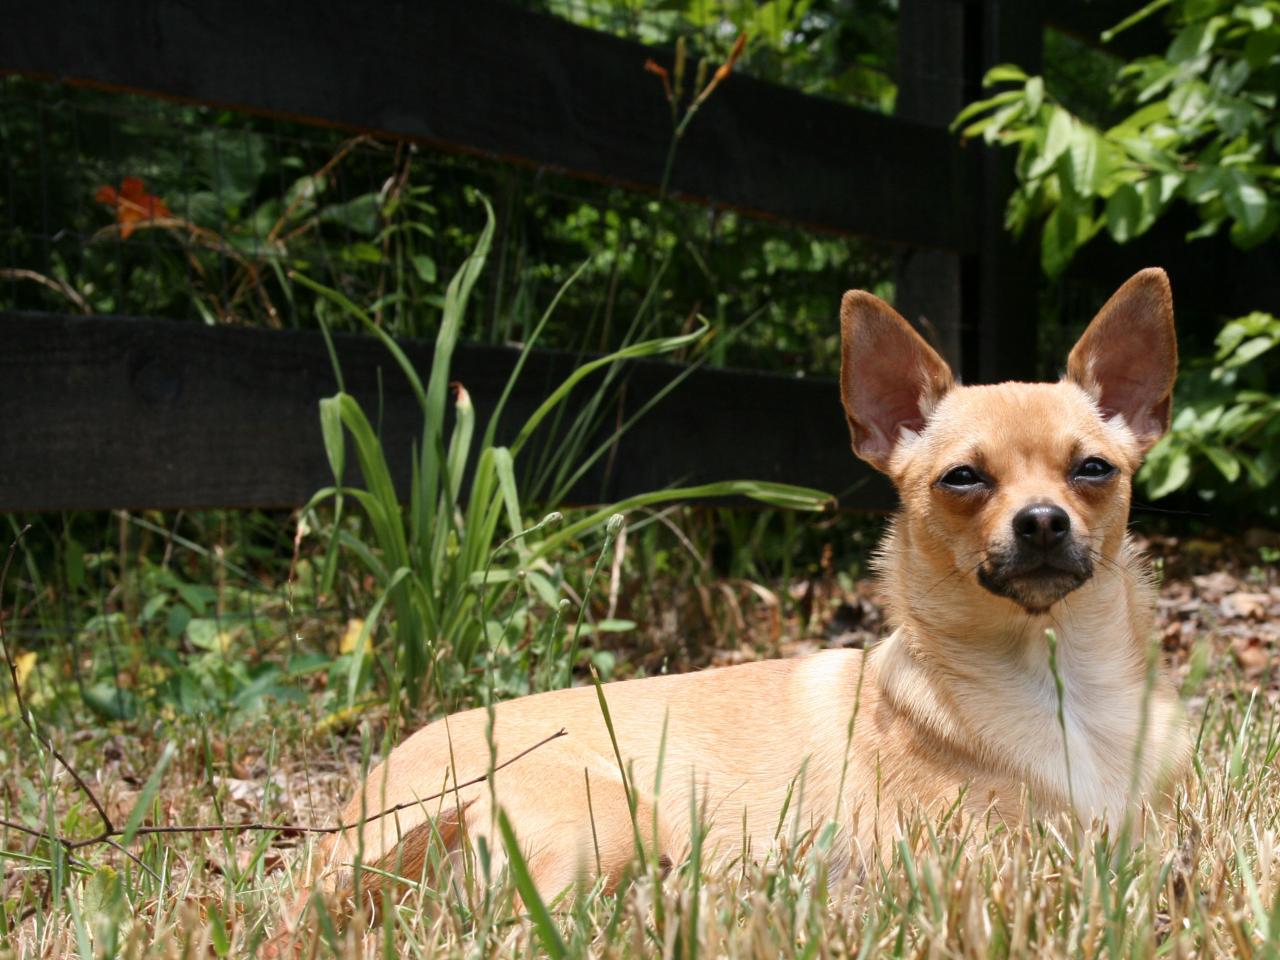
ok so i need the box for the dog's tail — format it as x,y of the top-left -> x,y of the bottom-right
264,800 -> 474,956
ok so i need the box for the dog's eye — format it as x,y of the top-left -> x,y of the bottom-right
939,465 -> 983,488
1073,457 -> 1116,480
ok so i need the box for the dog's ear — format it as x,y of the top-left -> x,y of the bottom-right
840,290 -> 954,472
1066,268 -> 1177,452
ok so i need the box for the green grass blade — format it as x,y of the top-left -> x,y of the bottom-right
531,481 -> 832,563
509,323 -> 711,458
497,809 -> 567,960
481,257 -> 592,454
319,395 -> 347,482
345,567 -> 411,707
120,741 -> 176,846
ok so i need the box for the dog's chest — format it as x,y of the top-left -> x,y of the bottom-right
980,634 -> 1147,819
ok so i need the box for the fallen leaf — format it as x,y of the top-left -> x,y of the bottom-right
1222,592 -> 1271,621
340,617 -> 368,655
1232,638 -> 1272,678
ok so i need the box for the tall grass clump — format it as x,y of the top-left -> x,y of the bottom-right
293,197 -> 831,711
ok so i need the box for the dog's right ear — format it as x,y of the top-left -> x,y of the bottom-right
840,291 -> 954,472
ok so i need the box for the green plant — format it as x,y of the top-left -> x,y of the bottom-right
955,0 -> 1280,276
953,0 -> 1280,506
1140,310 -> 1280,501
300,197 -> 831,710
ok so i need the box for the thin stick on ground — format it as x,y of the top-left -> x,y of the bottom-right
2,524 -> 115,835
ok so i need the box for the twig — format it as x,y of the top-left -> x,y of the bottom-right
0,818 -> 92,874
2,525 -> 115,835
0,268 -> 92,314
60,727 -> 568,849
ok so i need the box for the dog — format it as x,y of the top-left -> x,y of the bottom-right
287,267 -> 1190,923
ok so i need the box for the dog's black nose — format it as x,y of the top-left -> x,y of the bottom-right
1012,504 -> 1070,549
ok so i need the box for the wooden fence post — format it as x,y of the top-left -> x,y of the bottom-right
895,0 -> 968,373
898,0 -> 1045,384
973,0 -> 1044,383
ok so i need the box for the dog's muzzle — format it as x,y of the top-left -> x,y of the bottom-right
976,503 -> 1093,612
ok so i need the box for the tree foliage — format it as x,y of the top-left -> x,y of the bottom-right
957,0 -> 1280,508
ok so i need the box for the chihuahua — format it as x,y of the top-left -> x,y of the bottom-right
289,267 -> 1189,919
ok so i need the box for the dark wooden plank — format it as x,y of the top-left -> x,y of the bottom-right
1060,212 -> 1280,336
0,0 -> 974,252
1046,2 -> 1170,60
972,0 -> 1044,383
895,0 -> 970,372
0,312 -> 891,513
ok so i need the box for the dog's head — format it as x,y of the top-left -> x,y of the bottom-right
839,269 -> 1176,615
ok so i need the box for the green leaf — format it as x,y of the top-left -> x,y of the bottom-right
950,89 -> 1023,133
198,130 -> 267,207
1146,446 -> 1194,499
82,682 -> 136,721
497,810 -> 567,960
1235,4 -> 1273,31
319,193 -> 382,236
1222,172 -> 1269,232
983,63 -> 1029,86
283,173 -> 326,220
410,254 -> 437,284
1228,335 -> 1280,367
1105,182 -> 1143,242
1167,18 -> 1220,65
120,742 -> 177,846
1064,123 -> 1102,195
186,618 -> 225,652
1041,196 -> 1096,276
1023,76 -> 1044,114
319,395 -> 346,482
1027,108 -> 1074,179
575,619 -> 638,635
1201,444 -> 1241,482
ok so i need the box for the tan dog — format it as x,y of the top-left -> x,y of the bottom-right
297,267 -> 1189,917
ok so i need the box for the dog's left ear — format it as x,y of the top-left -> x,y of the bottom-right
840,290 -> 954,472
1067,267 -> 1177,452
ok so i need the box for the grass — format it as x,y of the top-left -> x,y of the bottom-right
2,584 -> 1278,957
294,196 -> 832,716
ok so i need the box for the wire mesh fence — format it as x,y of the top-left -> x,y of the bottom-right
516,0 -> 900,112
0,72 -> 895,376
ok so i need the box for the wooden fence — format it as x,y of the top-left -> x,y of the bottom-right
0,0 -> 1247,512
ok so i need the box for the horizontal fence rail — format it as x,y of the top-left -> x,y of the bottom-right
0,311 -> 892,512
2,0 -> 975,251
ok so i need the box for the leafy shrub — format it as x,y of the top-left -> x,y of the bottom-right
1141,311 -> 1280,504
956,1 -> 1280,276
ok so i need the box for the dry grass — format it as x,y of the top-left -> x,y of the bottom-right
2,542 -> 1278,958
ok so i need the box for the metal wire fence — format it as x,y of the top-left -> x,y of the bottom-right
0,72 -> 894,376
518,0 -> 900,112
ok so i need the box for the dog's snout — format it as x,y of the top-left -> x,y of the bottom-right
1012,504 -> 1070,549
